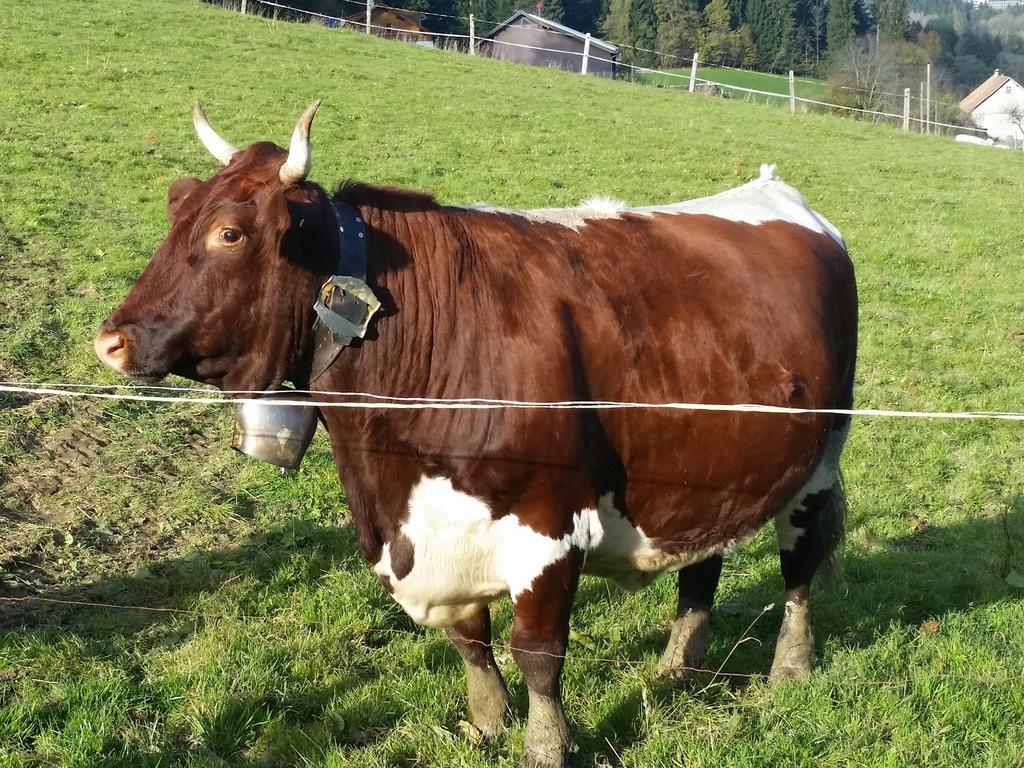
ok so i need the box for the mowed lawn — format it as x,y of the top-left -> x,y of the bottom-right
638,65 -> 828,104
2,1 -> 1024,766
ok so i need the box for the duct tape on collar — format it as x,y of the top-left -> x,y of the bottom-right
309,200 -> 380,383
310,275 -> 380,383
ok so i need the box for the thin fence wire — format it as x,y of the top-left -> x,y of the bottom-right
241,0 -> 978,132
2,594 -> 1023,687
5,382 -> 1024,421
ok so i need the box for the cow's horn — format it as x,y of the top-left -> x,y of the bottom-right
192,103 -> 238,166
279,100 -> 321,186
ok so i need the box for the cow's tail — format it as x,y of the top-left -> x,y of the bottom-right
818,349 -> 854,587
817,469 -> 847,587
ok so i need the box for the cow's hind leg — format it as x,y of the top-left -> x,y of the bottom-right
446,607 -> 513,739
771,474 -> 847,682
510,549 -> 583,768
657,554 -> 723,679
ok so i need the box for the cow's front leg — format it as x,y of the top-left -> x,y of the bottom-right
445,606 -> 513,739
509,550 -> 582,768
657,554 -> 723,679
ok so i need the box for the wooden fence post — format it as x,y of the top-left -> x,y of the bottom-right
688,52 -> 699,93
926,63 -> 932,135
903,87 -> 910,131
240,0 -> 247,14
581,33 -> 591,75
365,0 -> 372,34
919,81 -> 925,133
789,70 -> 795,113
469,14 -> 476,55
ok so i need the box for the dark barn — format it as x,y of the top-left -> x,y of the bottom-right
342,7 -> 430,43
481,12 -> 618,77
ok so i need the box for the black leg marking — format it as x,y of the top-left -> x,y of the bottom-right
657,554 -> 723,679
771,488 -> 834,682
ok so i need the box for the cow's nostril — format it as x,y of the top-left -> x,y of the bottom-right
94,329 -> 129,371
105,336 -> 125,357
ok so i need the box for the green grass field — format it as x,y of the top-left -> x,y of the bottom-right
2,0 -> 1024,766
637,65 -> 829,104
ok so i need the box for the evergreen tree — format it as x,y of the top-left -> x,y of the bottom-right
652,0 -> 701,65
705,0 -> 729,29
725,0 -> 743,26
601,0 -> 633,49
877,0 -> 908,41
746,0 -> 798,70
854,0 -> 873,36
561,0 -> 605,33
807,0 -> 828,64
827,0 -> 858,56
698,0 -> 732,63
628,0 -> 660,63
745,0 -> 776,65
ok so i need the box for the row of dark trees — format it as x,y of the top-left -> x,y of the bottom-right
600,0 -> 918,71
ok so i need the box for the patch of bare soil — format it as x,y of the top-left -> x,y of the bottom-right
0,398 -> 233,614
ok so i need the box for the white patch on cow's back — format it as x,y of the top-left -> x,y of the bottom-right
581,493 -> 745,592
458,165 -> 844,246
632,167 -> 844,246
774,422 -> 850,550
376,476 -> 598,628
463,195 -> 627,230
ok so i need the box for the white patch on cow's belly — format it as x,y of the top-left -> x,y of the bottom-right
774,422 -> 850,550
375,476 -> 596,628
581,493 -> 740,592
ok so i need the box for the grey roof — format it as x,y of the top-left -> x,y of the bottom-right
483,11 -> 619,55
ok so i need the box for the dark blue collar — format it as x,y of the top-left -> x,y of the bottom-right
326,198 -> 367,281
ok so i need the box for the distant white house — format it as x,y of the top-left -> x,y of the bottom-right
971,0 -> 1023,8
960,70 -> 1024,145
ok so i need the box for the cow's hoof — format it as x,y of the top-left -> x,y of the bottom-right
656,609 -> 710,681
522,745 -> 569,768
466,665 -> 513,739
472,715 -> 509,741
655,647 -> 704,684
769,663 -> 811,683
769,600 -> 815,683
769,638 -> 815,683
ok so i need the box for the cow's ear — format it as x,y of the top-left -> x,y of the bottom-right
167,177 -> 201,221
284,185 -> 318,205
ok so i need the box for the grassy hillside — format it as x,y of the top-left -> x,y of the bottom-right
2,1 -> 1024,766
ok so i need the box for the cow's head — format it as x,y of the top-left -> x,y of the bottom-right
94,102 -> 332,392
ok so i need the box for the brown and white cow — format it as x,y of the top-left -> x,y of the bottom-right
95,103 -> 857,768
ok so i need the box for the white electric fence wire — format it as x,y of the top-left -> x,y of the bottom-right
4,383 -> 1024,422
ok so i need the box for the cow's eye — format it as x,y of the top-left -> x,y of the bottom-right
219,228 -> 243,245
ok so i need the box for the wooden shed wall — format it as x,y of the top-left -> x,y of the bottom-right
484,26 -> 616,77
